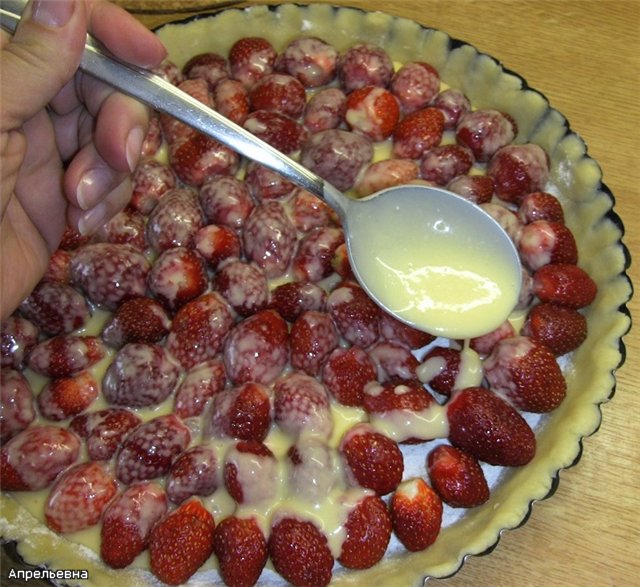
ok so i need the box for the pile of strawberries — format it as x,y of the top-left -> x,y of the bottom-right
0,31 -> 597,587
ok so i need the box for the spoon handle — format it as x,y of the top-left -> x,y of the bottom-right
0,0 -> 333,203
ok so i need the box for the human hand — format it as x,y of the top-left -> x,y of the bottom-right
1,0 -> 166,320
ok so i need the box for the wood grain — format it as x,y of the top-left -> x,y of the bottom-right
134,2 -> 639,586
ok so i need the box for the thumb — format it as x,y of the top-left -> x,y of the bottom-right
0,0 -> 88,131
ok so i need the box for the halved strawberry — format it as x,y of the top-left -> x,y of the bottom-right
533,263 -> 598,309
522,302 -> 588,356
427,444 -> 490,508
149,498 -> 215,586
389,477 -> 443,551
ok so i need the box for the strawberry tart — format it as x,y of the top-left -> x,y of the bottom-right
0,4 -> 631,587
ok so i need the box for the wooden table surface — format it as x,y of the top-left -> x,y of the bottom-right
130,2 -> 639,586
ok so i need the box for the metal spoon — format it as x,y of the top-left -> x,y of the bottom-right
0,0 -> 522,339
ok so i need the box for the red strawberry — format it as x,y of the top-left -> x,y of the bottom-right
279,36 -> 339,88
470,319 -> 517,357
340,423 -> 404,495
327,282 -> 381,348
148,247 -> 208,311
420,144 -> 474,186
484,335 -> 566,412
292,226 -> 345,283
322,346 -> 377,406
214,259 -> 269,317
103,343 -> 181,408
432,88 -> 471,129
273,372 -> 333,440
418,347 -> 461,397
533,263 -> 598,309
331,242 -> 354,280
161,78 -> 212,144
69,243 -> 150,309
269,281 -> 327,323
42,248 -> 71,283
391,61 -> 440,113
199,175 -> 254,229
116,414 -> 191,484
101,297 -> 171,349
522,302 -> 588,356
250,73 -> 307,118
166,444 -> 218,504
173,358 -> 227,419
338,43 -> 394,92
97,208 -> 147,250
0,369 -> 35,441
287,437 -> 340,501
427,444 -> 490,508
389,477 -> 443,551
368,340 -> 419,382
223,440 -> 278,504
101,482 -> 168,568
518,220 -> 578,270
392,107 -> 445,159
363,378 -> 436,418
213,78 -> 250,125
19,281 -> 89,335
167,292 -> 234,370
69,408 -> 141,461
455,109 -> 516,162
291,188 -> 336,232
339,494 -> 392,569
0,425 -> 80,491
183,51 -> 229,91
37,371 -> 98,421
243,110 -> 309,155
194,224 -> 242,268
59,226 -> 91,250
229,37 -> 277,88
213,516 -> 268,587
447,174 -> 495,205
378,311 -> 435,349
355,158 -> 420,197
207,382 -> 272,442
446,387 -> 536,466
518,191 -> 565,224
45,462 -> 117,534
290,310 -> 339,377
345,86 -> 400,141
268,517 -> 334,587
149,498 -> 215,586
27,335 -> 105,378
141,114 -> 163,157
130,157 -> 177,215
245,161 -> 295,202
223,309 -> 289,385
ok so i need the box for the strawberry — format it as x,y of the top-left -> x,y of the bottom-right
338,43 -> 394,92
198,175 -> 252,229
488,143 -> 550,204
101,296 -> 171,349
391,61 -> 440,113
37,371 -> 98,421
141,114 -> 163,157
101,482 -> 168,568
322,346 -> 377,407
518,220 -> 578,270
522,302 -> 588,356
469,319 -> 517,356
27,335 -> 105,378
169,132 -> 240,187
245,161 -> 296,202
355,158 -> 420,197
389,477 -> 443,551
418,346 -> 461,397
149,498 -> 215,586
250,73 -> 307,118
268,517 -> 334,587
214,259 -> 269,317
166,444 -> 218,504
45,462 -> 117,534
173,358 -> 227,419
213,516 -> 268,587
378,311 -> 436,349
292,226 -> 345,283
148,247 -> 208,311
207,382 -> 272,442
223,440 -> 278,504
484,336 -> 567,412
427,444 -> 490,508
194,224 -> 242,268
278,36 -> 339,88
97,208 -> 147,251
331,242 -> 354,280
363,378 -> 436,417
0,369 -> 35,441
42,248 -> 71,283
273,372 -> 333,439
446,386 -> 536,466
1,315 -> 38,370
338,494 -> 392,569
290,310 -> 339,376
229,37 -> 277,88
446,174 -> 495,205
167,292 -> 234,370
345,86 -> 400,141
243,110 -> 309,155
291,188 -> 335,231
19,281 -> 89,335
287,437 -> 340,500
420,144 -> 474,186
432,88 -> 471,129
161,78 -> 212,144
213,78 -> 250,125
392,107 -> 445,159
103,343 -> 181,408
132,156 -> 176,213
269,281 -> 327,323
340,423 -> 404,495
59,226 -> 91,250
223,309 -> 289,385
0,425 -> 80,491
455,109 -> 516,162
368,340 -> 419,382
303,87 -> 346,132
327,281 -> 381,348
69,408 -> 141,462
116,414 -> 191,484
517,191 -> 565,224
69,243 -> 150,309
183,51 -> 229,91
533,263 -> 598,309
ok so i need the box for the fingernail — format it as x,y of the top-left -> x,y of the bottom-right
126,126 -> 145,172
78,203 -> 108,236
77,168 -> 111,210
31,0 -> 75,28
